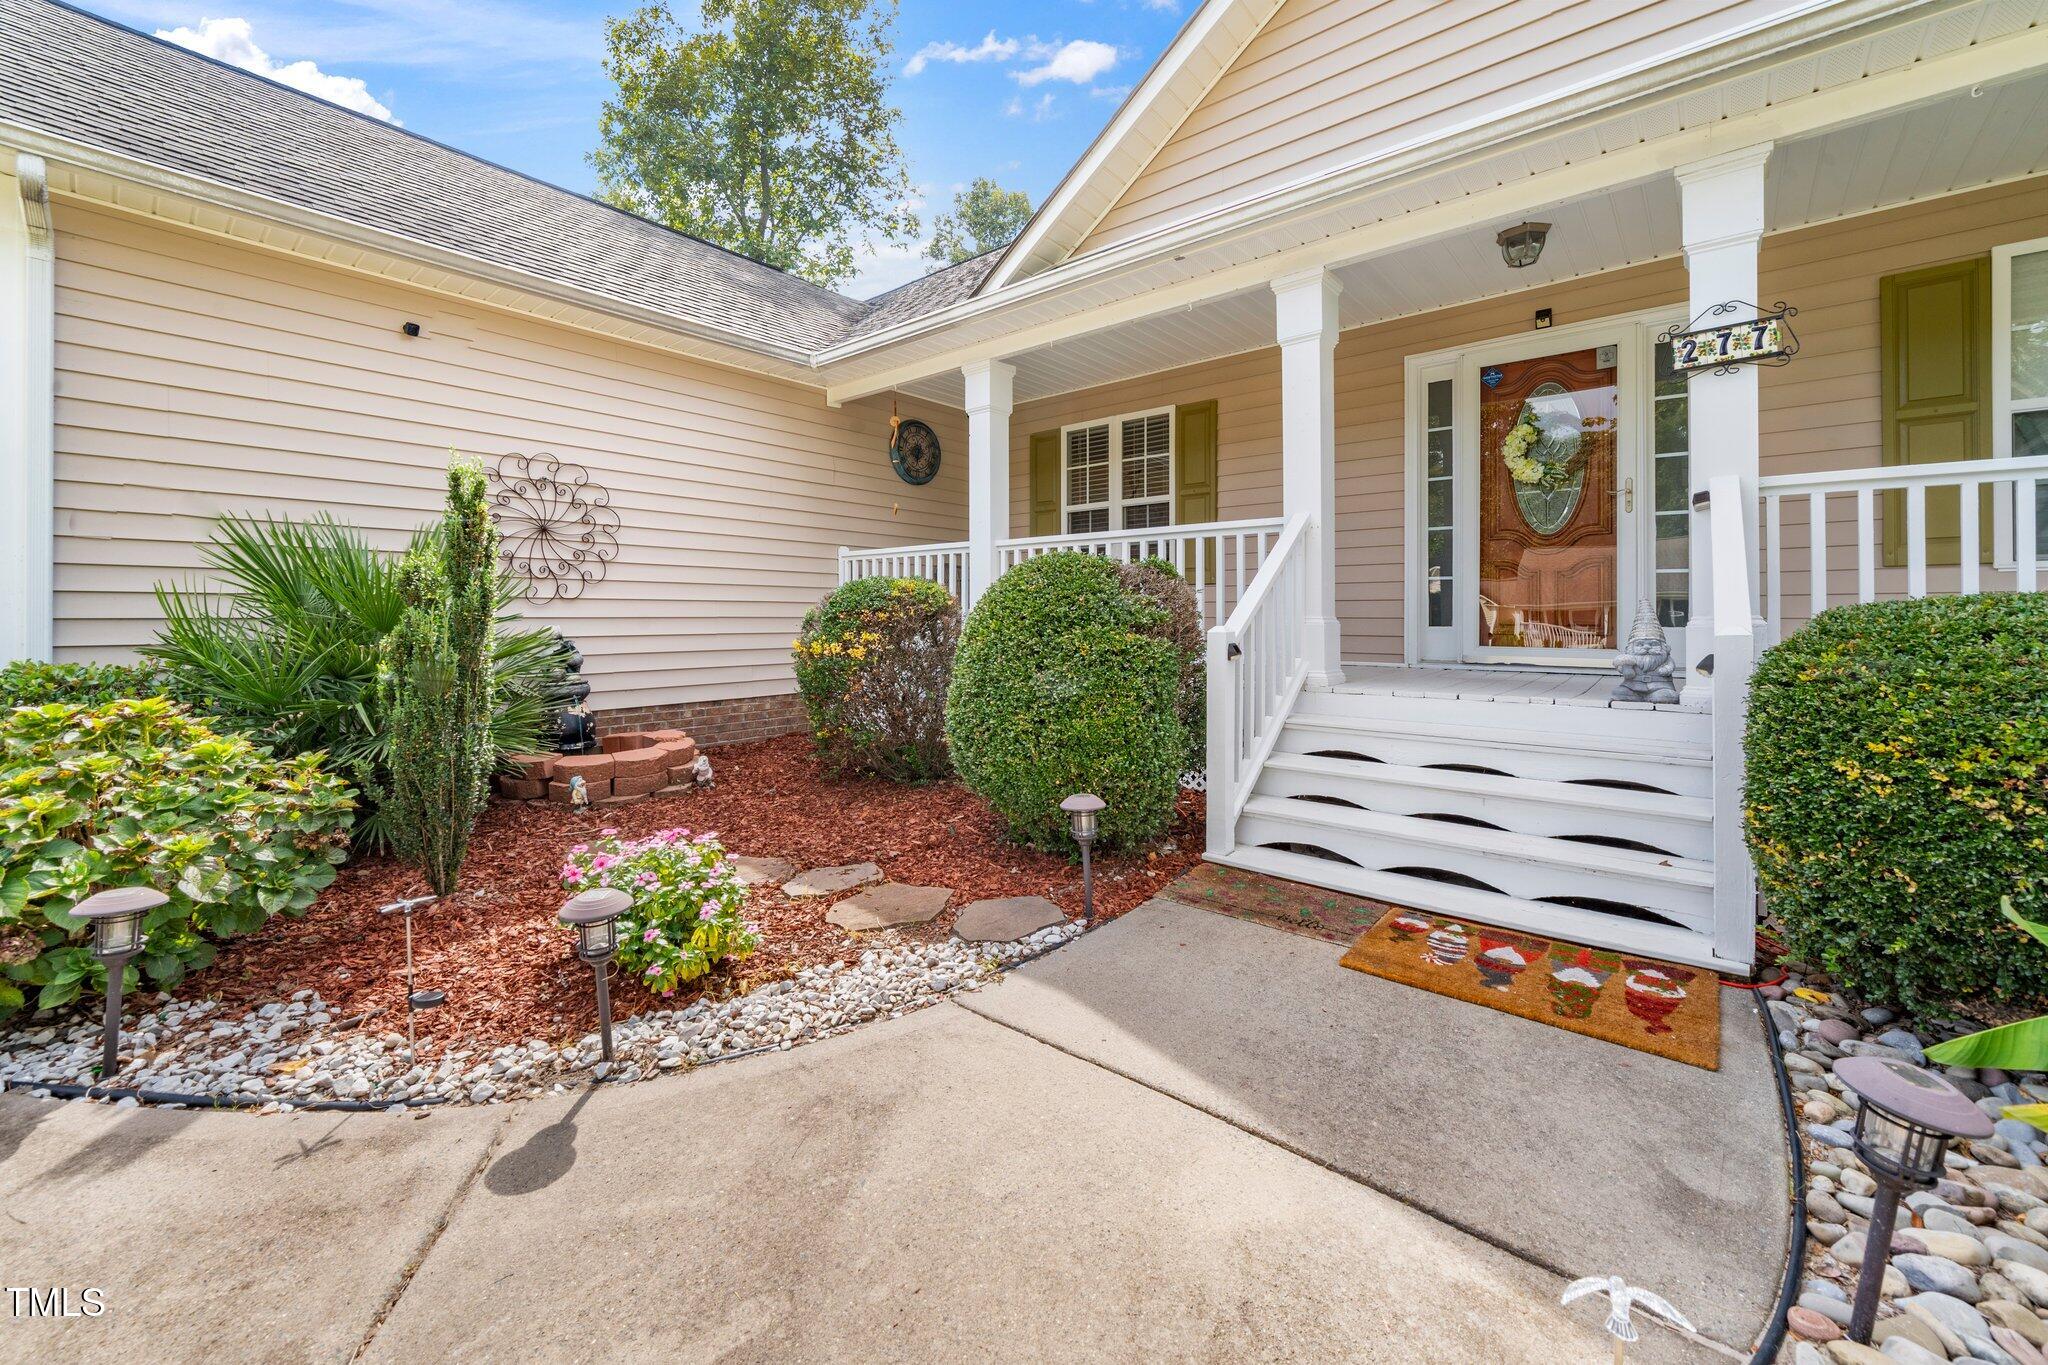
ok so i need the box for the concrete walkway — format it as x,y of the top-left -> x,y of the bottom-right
0,897 -> 1788,1362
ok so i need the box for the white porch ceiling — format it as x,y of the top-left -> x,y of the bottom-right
895,58 -> 2048,411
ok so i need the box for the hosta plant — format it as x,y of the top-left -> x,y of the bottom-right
560,829 -> 757,996
0,698 -> 356,1018
1925,898 -> 2048,1133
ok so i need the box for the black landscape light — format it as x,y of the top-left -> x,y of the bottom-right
1061,793 -> 1105,924
1837,1055 -> 1994,1342
74,886 -> 166,1085
378,894 -> 442,1059
559,888 -> 631,1064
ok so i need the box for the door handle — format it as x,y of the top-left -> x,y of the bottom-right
1624,477 -> 1635,514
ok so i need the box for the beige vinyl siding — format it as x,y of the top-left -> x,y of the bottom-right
1076,0 -> 1791,257
51,202 -> 965,711
1005,176 -> 2048,659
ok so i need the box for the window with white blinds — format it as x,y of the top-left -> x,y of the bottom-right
1061,407 -> 1174,534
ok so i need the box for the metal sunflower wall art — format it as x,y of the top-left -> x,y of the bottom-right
487,453 -> 621,602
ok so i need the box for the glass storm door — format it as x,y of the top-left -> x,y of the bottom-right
1471,343 -> 1626,658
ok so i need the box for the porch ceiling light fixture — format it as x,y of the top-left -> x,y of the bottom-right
1062,793 -> 1105,925
1496,221 -> 1550,269
1836,1055 -> 1993,1342
560,887 -> 631,1064
75,885 -> 167,1086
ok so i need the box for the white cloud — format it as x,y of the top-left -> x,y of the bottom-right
1003,92 -> 1059,122
158,17 -> 397,122
904,30 -> 1020,77
1140,0 -> 1181,11
1014,39 -> 1119,87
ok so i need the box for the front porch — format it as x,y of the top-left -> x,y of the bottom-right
835,53 -> 2048,971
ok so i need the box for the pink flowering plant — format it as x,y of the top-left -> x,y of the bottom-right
559,828 -> 756,995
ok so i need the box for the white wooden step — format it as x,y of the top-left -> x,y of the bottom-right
1209,845 -> 1741,974
1238,796 -> 1714,933
1297,685 -> 1712,744
1254,752 -> 1714,861
1276,714 -> 1712,798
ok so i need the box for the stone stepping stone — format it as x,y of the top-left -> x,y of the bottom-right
953,895 -> 1066,944
783,862 -> 882,898
731,855 -> 798,888
826,883 -> 950,931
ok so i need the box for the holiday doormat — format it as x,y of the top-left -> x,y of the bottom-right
1339,910 -> 1721,1070
1163,862 -> 1394,944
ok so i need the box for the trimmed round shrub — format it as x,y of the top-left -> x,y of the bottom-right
1745,593 -> 2048,1010
0,698 -> 357,1018
946,552 -> 1198,852
794,576 -> 959,780
0,659 -> 198,711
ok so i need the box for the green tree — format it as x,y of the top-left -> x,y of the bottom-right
925,178 -> 1032,267
593,0 -> 918,286
379,458 -> 498,896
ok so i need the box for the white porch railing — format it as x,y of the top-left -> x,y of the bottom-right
997,517 -> 1286,629
1757,454 -> 2048,635
837,541 -> 969,598
1703,475 -> 1760,968
1203,514 -> 1313,857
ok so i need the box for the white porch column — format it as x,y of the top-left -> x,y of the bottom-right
962,358 -> 1015,609
1677,143 -> 1770,681
1273,267 -> 1344,688
0,152 -> 54,664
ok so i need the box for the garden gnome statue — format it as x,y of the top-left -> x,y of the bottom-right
1611,600 -> 1680,705
569,775 -> 590,808
691,755 -> 715,788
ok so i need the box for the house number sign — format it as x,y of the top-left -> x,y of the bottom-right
1662,301 -> 1798,375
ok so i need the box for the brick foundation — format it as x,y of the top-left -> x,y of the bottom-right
594,692 -> 807,748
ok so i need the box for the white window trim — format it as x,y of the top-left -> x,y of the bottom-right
1992,233 -> 2048,567
1058,405 -> 1177,533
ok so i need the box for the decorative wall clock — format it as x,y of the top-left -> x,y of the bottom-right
889,415 -> 941,485
488,452 -> 620,602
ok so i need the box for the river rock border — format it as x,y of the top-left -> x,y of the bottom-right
0,925 -> 1080,1113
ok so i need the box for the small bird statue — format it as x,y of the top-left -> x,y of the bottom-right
1560,1276 -> 1695,1362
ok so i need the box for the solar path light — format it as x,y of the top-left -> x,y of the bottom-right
377,894 -> 442,1060
1837,1055 -> 1994,1342
74,886 -> 166,1086
559,888 -> 630,1064
1061,793 -> 1105,924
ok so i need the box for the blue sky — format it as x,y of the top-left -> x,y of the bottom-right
74,1 -> 1190,297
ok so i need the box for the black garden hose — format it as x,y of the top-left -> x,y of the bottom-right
4,1078 -> 448,1112
1748,987 -> 1809,1365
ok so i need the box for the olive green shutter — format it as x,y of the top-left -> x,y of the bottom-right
1880,257 -> 1992,566
1028,429 -> 1062,536
1174,401 -> 1219,526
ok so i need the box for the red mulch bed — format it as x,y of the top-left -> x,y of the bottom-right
186,735 -> 1204,1051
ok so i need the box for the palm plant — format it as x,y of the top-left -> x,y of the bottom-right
148,510 -> 565,844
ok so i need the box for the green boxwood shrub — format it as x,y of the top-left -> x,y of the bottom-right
794,576 -> 959,780
0,698 -> 357,1018
1745,592 -> 2048,1010
946,552 -> 1199,851
0,660 -> 197,710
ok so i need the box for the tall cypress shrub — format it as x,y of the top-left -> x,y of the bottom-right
380,457 -> 499,895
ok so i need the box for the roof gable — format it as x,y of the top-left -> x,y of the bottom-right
991,0 -> 1854,287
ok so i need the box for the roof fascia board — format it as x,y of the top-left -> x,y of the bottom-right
819,16 -> 2048,404
984,0 -> 1281,292
820,0 -> 1972,369
0,118 -> 823,377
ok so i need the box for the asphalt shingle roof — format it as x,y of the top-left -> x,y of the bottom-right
0,0 -> 979,357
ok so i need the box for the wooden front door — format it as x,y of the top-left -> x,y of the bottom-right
1474,346 -> 1621,653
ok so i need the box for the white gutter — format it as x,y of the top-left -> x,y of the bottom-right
0,119 -> 825,372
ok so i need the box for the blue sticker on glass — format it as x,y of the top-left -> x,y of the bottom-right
1481,367 -> 1504,389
